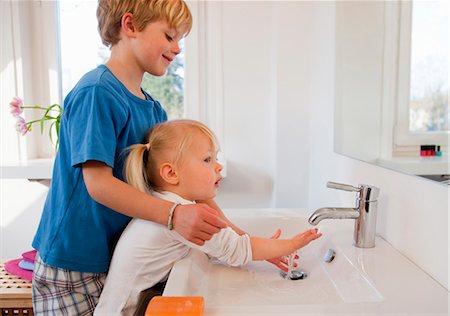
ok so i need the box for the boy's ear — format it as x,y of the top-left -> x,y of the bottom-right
160,162 -> 179,185
121,13 -> 137,37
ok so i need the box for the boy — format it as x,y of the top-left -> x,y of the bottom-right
31,1 -> 226,314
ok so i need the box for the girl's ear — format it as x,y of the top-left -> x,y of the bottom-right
160,162 -> 179,185
121,13 -> 137,37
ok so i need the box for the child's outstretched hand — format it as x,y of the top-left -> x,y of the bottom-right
266,229 -> 288,272
265,229 -> 300,272
292,228 -> 322,249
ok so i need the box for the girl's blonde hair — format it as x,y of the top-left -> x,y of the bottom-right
124,119 -> 218,194
97,0 -> 192,47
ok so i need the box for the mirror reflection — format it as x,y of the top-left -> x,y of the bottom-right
334,1 -> 449,184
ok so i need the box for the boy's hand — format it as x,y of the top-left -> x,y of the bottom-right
172,203 -> 228,246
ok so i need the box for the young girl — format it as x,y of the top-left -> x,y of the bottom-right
94,119 -> 322,315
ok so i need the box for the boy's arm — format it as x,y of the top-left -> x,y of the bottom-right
82,160 -> 227,245
250,228 -> 322,261
199,199 -> 246,235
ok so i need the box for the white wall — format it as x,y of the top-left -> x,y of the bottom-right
217,1 -> 277,208
217,1 -> 312,208
0,180 -> 48,259
215,1 -> 449,291
1,0 -> 448,292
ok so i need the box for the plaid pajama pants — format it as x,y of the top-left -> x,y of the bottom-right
32,253 -> 107,316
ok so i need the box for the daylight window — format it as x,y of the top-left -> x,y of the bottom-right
408,1 -> 449,133
393,0 -> 448,152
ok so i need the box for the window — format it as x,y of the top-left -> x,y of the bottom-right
408,1 -> 448,133
59,0 -> 185,118
394,1 -> 448,152
1,1 -> 61,160
141,43 -> 185,119
59,1 -> 107,98
1,1 -> 223,160
59,1 -> 226,169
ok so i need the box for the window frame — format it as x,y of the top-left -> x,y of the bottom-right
184,1 -> 225,152
391,1 -> 448,155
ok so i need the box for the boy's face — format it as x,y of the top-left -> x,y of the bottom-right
175,133 -> 222,202
132,19 -> 183,76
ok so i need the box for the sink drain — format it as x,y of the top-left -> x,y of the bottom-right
280,270 -> 308,280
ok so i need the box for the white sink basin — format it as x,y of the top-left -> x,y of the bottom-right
163,209 -> 448,315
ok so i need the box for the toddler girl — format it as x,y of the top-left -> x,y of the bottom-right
94,119 -> 321,315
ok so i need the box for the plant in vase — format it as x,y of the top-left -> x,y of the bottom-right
9,96 -> 62,150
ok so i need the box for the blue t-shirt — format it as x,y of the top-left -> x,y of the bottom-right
32,65 -> 167,272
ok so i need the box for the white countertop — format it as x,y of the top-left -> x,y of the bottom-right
0,158 -> 54,180
164,208 -> 449,315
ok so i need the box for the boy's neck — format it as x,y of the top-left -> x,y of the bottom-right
104,53 -> 146,100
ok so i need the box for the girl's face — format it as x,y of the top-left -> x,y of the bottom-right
132,19 -> 182,76
175,133 -> 222,201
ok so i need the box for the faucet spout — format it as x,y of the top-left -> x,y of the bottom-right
308,207 -> 359,225
308,181 -> 380,248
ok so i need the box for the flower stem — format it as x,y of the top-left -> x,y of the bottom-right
21,105 -> 54,111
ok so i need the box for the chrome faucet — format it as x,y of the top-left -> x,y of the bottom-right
308,181 -> 380,248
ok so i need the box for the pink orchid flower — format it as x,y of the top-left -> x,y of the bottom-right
15,116 -> 29,136
8,96 -> 62,149
9,96 -> 24,116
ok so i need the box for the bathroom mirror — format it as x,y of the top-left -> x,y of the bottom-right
334,1 -> 449,182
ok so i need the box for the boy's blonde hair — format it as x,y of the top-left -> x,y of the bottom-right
124,119 -> 218,194
97,0 -> 192,47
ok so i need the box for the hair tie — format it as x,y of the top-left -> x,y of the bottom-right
144,143 -> 150,151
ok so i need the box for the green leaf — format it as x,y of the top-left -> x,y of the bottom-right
55,121 -> 60,138
49,122 -> 55,144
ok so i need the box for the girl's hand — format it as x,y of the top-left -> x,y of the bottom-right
172,203 -> 228,246
265,229 -> 298,272
293,228 -> 322,249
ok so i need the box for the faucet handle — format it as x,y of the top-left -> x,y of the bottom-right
327,181 -> 361,192
328,181 -> 380,201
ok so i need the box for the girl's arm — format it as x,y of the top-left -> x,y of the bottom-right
82,160 -> 227,245
199,199 -> 320,271
250,228 -> 322,261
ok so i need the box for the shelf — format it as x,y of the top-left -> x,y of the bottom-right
376,156 -> 449,175
0,158 -> 54,180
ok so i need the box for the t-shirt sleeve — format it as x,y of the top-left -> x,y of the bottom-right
67,86 -> 128,168
170,227 -> 253,266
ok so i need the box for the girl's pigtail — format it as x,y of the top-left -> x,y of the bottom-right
124,144 -> 151,194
